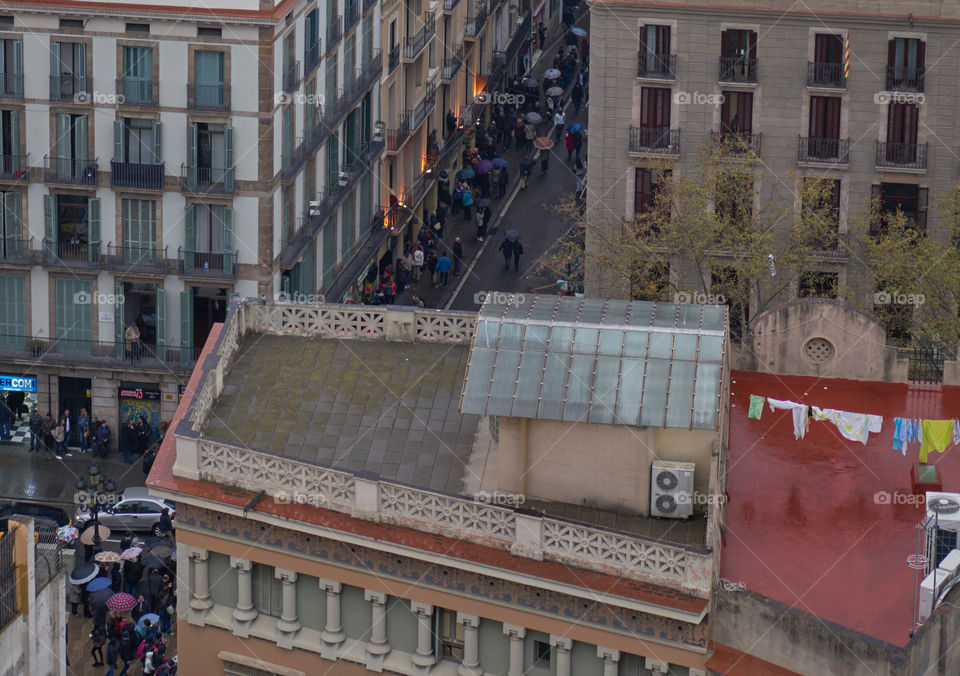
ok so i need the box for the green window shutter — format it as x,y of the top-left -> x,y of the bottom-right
12,41 -> 21,96
43,194 -> 56,261
224,127 -> 234,193
50,42 -> 61,99
326,133 -> 339,191
222,207 -> 234,274
76,43 -> 87,90
152,121 -> 162,164
282,106 -> 293,167
325,57 -> 337,113
74,115 -> 88,164
55,278 -> 93,354
183,204 -> 195,271
87,197 -> 100,264
187,123 -> 198,189
360,172 -> 371,227
0,274 -> 25,349
305,80 -> 316,143
180,289 -> 193,363
8,109 -> 19,172
341,192 -> 354,257
156,287 -> 166,361
3,191 -> 21,256
114,119 -> 125,163
114,283 -> 125,359
322,214 -> 337,288
55,113 -> 70,166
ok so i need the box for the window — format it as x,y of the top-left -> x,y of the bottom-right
719,29 -> 756,81
715,173 -> 752,223
639,24 -> 671,76
305,9 -> 321,71
121,198 -> 157,261
0,38 -> 23,97
50,42 -> 87,100
55,278 -> 94,352
635,87 -> 671,149
807,96 -> 841,159
250,564 -> 282,617
887,37 -> 925,89
188,122 -> 234,188
326,133 -> 340,192
116,118 -> 161,164
197,26 -> 221,38
59,19 -> 84,30
125,23 -> 150,34
184,203 -> 234,273
720,92 -> 752,136
0,110 -> 21,174
194,50 -> 225,108
533,640 -> 551,668
0,17 -> 12,27
886,102 -> 919,155
814,33 -> 842,65
46,194 -> 100,263
0,191 -> 22,258
122,46 -> 154,103
634,168 -> 669,216
0,274 -> 25,349
282,105 -> 294,166
434,609 -> 464,661
801,177 -> 841,243
872,183 -> 927,234
54,113 -> 89,176
798,272 -> 838,298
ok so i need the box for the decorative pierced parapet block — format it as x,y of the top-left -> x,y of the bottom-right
379,483 -> 516,544
414,312 -> 476,343
255,304 -> 386,338
189,376 -> 216,429
197,441 -> 356,511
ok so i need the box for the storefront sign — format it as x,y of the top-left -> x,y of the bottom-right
118,387 -> 161,401
0,375 -> 37,392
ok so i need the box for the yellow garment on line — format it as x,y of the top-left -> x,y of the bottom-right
919,419 -> 954,463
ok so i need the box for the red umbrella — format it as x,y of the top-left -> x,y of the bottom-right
105,592 -> 138,612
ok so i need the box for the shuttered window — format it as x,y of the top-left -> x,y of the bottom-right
0,273 -> 24,349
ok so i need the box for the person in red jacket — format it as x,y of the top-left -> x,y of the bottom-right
565,131 -> 575,162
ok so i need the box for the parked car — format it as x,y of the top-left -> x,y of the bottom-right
74,487 -> 175,536
0,502 -> 71,528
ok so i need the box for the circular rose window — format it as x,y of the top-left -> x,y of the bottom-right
804,337 -> 835,363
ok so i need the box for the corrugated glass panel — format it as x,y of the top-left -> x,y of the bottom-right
548,326 -> 574,354
537,352 -> 570,419
699,335 -> 724,362
676,303 -> 703,329
474,320 -> 500,348
460,347 -> 496,413
589,356 -> 621,424
498,322 -> 524,350
572,328 -> 599,354
487,349 -> 521,415
673,333 -> 699,361
664,360 -> 696,428
554,299 -> 583,322
513,350 -> 546,418
522,324 -> 550,351
692,363 -> 722,429
622,330 -> 649,358
614,358 -> 645,426
639,358 -> 670,426
627,301 -> 656,325
601,300 -> 631,324
648,333 -> 674,359
598,329 -> 623,356
700,304 -> 727,331
578,302 -> 605,323
562,354 -> 595,422
653,303 -> 678,327
527,298 -> 559,320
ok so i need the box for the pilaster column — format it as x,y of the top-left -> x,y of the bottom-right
411,601 -> 436,673
550,635 -> 572,676
230,557 -> 257,637
188,548 -> 213,624
457,613 -> 483,676
318,579 -> 344,661
365,590 -> 391,672
503,623 -> 526,676
598,646 -> 620,676
274,569 -> 301,648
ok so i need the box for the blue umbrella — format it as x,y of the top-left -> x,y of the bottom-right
457,168 -> 475,180
570,27 -> 587,37
87,577 -> 112,592
567,123 -> 583,134
137,613 -> 160,630
492,158 -> 509,167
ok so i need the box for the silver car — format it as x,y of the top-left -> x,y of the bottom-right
75,487 -> 175,536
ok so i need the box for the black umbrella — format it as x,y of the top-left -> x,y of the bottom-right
143,536 -> 168,550
69,561 -> 99,585
148,545 -> 174,559
141,554 -> 168,570
90,587 -> 113,609
479,198 -> 491,208
505,230 -> 521,242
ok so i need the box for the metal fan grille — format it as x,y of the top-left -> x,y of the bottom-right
930,498 -> 960,514
656,471 -> 679,491
656,494 -> 677,513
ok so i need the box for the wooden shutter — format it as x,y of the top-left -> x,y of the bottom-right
720,30 -> 729,58
76,43 -> 87,90
810,97 -> 841,139
12,41 -> 21,95
0,273 -> 25,348
640,88 -> 669,128
187,123 -> 198,189
114,120 -> 125,163
56,113 -> 70,162
9,109 -> 19,172
739,93 -> 753,134
916,187 -> 928,233
87,197 -> 100,264
223,127 -> 234,193
222,206 -> 234,274
635,168 -> 652,214
50,42 -> 61,99
180,289 -> 193,362
870,183 -> 882,234
886,103 -> 901,143
43,194 -> 56,259
114,283 -> 124,359
3,191 -> 21,249
887,39 -> 896,67
74,115 -> 88,164
917,40 -> 925,69
183,204 -> 195,271
156,287 -> 166,360
152,121 -> 162,164
748,31 -> 757,59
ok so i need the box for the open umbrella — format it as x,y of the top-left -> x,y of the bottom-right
106,592 -> 138,613
120,547 -> 143,561
478,198 -> 491,208
56,525 -> 79,543
567,122 -> 583,134
86,577 -> 112,592
80,524 -> 110,546
143,536 -> 168,550
522,76 -> 539,87
544,68 -> 561,80
505,229 -> 521,242
95,551 -> 121,564
141,554 -> 168,570
456,168 -> 475,180
519,159 -> 535,174
492,157 -> 509,168
547,86 -> 563,97
525,112 -> 542,124
570,27 -> 587,37
69,562 -> 99,586
148,545 -> 173,559
474,160 -> 493,175
137,613 -> 160,630
534,137 -> 555,149
90,587 -> 113,609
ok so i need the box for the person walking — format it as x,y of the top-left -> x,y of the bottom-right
124,556 -> 144,597
571,82 -> 584,113
28,407 -> 42,452
572,131 -> 583,162
120,419 -> 135,464
512,240 -> 524,272
412,243 -> 425,281
158,508 -> 174,545
499,238 -> 514,269
461,185 -> 474,222
68,582 -> 82,616
41,412 -> 55,454
553,109 -> 566,144
142,446 -> 156,480
104,638 -> 119,676
496,167 -> 509,199
476,207 -> 487,241
524,122 -> 536,151
451,181 -> 463,216
0,397 -> 11,441
540,148 -> 550,175
382,276 -> 396,304
452,237 -> 464,275
435,254 -> 451,287
565,131 -> 575,161
91,625 -> 106,667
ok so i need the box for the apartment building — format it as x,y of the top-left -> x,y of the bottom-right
150,296 -> 728,675
585,0 -> 957,306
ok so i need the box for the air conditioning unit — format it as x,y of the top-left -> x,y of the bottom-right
919,559 -> 960,624
650,460 -> 695,519
309,201 -> 322,216
338,171 -> 349,187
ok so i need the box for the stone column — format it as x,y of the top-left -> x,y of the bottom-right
275,569 -> 301,648
457,613 -> 483,676
230,557 -> 257,637
318,579 -> 345,660
550,635 -> 572,676
411,601 -> 436,674
597,646 -> 620,676
188,548 -> 213,625
503,623 -> 525,676
365,590 -> 391,672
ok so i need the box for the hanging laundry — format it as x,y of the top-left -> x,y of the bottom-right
867,415 -> 883,433
748,395 -> 765,420
893,418 -> 904,454
954,420 -> 960,446
919,420 -> 955,464
811,407 -> 870,444
767,398 -> 809,439
906,418 -> 917,444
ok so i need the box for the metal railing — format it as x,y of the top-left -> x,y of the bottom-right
50,74 -> 89,101
628,127 -> 680,154
410,84 -> 436,132
465,1 -> 488,38
504,13 -> 531,66
403,13 -> 436,61
442,49 -> 463,81
0,72 -> 23,99
885,65 -> 925,93
0,154 -> 28,181
188,83 -> 229,111
389,44 -> 400,73
282,136 -> 306,180
797,137 -> 850,164
637,53 -> 676,79
898,346 -> 953,384
710,130 -> 762,155
0,333 -> 200,370
305,41 -> 322,75
41,238 -> 101,267
876,141 -> 927,170
178,248 -> 238,277
344,1 -> 359,32
443,0 -> 462,10
812,230 -> 849,260
43,156 -> 98,185
110,160 -> 164,190
718,57 -> 757,83
387,111 -> 413,152
0,525 -> 17,630
34,522 -> 62,595
283,60 -> 301,94
807,61 -> 844,88
106,244 -> 168,274
402,170 -> 432,210
490,50 -> 506,78
180,164 -> 236,194
0,237 -> 32,265
327,17 -> 343,53
117,77 -> 156,106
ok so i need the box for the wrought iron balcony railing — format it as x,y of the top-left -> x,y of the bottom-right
807,62 -> 844,88
718,57 -> 757,83
106,244 -> 169,274
637,53 -> 676,79
0,333 -> 199,371
344,1 -> 360,32
710,130 -> 762,155
797,137 -> 850,164
0,154 -> 28,181
0,72 -> 23,98
327,17 -> 343,53
388,44 -> 400,73
885,65 -> 924,93
50,74 -> 89,101
0,237 -> 32,265
305,41 -> 322,75
465,2 -> 488,39
180,164 -> 236,194
442,50 -> 463,81
403,13 -> 436,61
178,248 -> 238,277
410,84 -> 436,132
110,161 -> 164,190
187,83 -> 229,111
628,127 -> 680,155
41,238 -> 101,267
117,77 -> 156,106
283,60 -> 301,94
43,156 -> 98,185
387,111 -> 413,152
876,141 -> 927,170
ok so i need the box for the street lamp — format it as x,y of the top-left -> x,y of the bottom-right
74,465 -> 118,548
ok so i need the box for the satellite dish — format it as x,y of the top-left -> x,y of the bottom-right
929,497 -> 960,515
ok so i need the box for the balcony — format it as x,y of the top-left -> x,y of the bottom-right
110,161 -> 165,190
504,13 -> 531,66
403,13 -> 436,62
282,137 -> 306,181
0,73 -> 23,99
807,62 -> 845,89
0,334 -> 199,371
410,84 -> 436,132
387,111 -> 413,152
0,237 -> 33,266
489,51 -> 506,78
0,154 -> 28,182
442,49 -> 463,81
465,2 -> 488,39
628,127 -> 680,155
718,57 -> 757,84
49,74 -> 89,102
885,65 -> 924,93
41,239 -> 101,268
637,53 -> 676,80
106,244 -> 169,275
402,170 -> 433,210
388,44 -> 400,73
812,231 -> 849,261
305,41 -> 322,76
283,60 -> 301,94
117,77 -> 156,106
876,141 -> 927,171
43,156 -> 98,186
443,0 -> 461,10
797,137 -> 850,165
344,1 -> 359,33
180,165 -> 236,194
711,130 -> 762,156
178,248 -> 238,277
327,17 -> 343,54
187,83 -> 229,111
